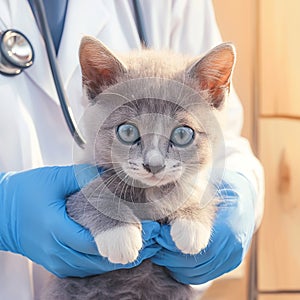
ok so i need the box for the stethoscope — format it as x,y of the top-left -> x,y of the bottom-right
0,0 -> 147,148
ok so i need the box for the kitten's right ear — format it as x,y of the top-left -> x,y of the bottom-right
79,36 -> 127,99
187,43 -> 236,109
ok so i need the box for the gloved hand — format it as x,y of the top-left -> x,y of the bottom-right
0,166 -> 161,277
152,170 -> 256,285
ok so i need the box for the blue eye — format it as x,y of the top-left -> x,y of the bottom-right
170,126 -> 194,147
117,123 -> 140,144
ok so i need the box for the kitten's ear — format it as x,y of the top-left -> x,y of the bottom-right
79,36 -> 127,98
187,43 -> 236,108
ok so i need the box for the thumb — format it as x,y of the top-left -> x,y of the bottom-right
155,224 -> 181,252
141,221 -> 160,241
52,165 -> 99,197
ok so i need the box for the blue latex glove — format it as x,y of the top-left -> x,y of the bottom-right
152,171 -> 256,285
0,166 -> 161,277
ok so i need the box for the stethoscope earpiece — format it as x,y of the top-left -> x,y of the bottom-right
0,29 -> 34,76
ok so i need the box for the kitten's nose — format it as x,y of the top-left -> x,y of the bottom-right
143,163 -> 165,175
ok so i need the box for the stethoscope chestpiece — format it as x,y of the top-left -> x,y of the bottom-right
0,29 -> 34,76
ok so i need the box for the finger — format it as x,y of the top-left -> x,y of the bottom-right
46,248 -> 107,278
152,250 -> 208,269
175,237 -> 235,276
141,220 -> 160,241
165,238 -> 242,285
126,244 -> 162,268
56,209 -> 99,255
204,244 -> 243,279
174,248 -> 242,285
53,165 -> 99,197
72,164 -> 100,189
58,215 -> 162,258
155,224 -> 182,252
162,254 -> 216,278
166,264 -> 219,285
152,225 -> 232,270
65,243 -> 162,275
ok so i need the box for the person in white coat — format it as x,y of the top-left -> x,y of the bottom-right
0,0 -> 264,299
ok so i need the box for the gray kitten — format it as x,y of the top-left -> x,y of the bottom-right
43,37 -> 235,299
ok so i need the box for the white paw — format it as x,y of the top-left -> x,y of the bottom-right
170,219 -> 211,255
95,224 -> 142,264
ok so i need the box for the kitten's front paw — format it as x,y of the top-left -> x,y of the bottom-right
95,224 -> 142,264
170,219 -> 211,255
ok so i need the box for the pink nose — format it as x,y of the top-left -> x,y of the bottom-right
143,164 -> 165,174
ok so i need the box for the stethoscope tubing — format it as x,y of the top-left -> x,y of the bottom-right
0,0 -> 147,149
32,0 -> 86,148
132,0 -> 148,48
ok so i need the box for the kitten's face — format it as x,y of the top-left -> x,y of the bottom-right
78,37 -> 235,190
94,98 -> 209,187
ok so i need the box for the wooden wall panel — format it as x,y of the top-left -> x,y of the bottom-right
259,1 -> 300,117
213,0 -> 256,145
259,295 -> 300,300
258,118 -> 300,290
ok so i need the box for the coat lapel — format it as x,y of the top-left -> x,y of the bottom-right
57,0 -> 110,88
9,0 -> 59,104
7,0 -> 110,106
6,0 -> 144,106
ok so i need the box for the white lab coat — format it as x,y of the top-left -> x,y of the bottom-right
0,0 -> 264,299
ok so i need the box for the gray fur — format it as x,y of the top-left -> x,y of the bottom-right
44,261 -> 192,300
43,37 -> 235,299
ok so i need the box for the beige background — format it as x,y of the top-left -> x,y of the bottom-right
204,1 -> 300,299
203,1 -> 257,298
213,0 -> 257,147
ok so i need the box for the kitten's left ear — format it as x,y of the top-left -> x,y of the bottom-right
187,43 -> 236,109
79,36 -> 127,99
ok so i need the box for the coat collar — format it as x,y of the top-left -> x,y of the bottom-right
7,0 -> 58,103
57,0 -> 110,89
8,0 -> 110,105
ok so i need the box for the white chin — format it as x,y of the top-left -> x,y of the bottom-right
124,168 -> 180,187
141,175 -> 174,187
